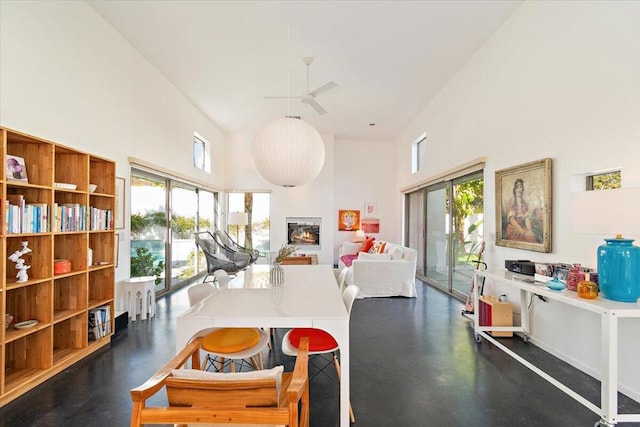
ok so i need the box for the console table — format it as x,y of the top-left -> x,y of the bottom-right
473,270 -> 640,426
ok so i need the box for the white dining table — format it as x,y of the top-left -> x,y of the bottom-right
176,263 -> 351,427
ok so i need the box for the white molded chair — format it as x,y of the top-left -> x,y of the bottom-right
187,283 -> 269,372
213,268 -> 232,286
281,284 -> 359,423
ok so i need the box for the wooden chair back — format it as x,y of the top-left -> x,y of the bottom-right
165,376 -> 278,409
130,336 -> 310,427
280,256 -> 313,265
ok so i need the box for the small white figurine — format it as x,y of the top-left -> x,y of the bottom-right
8,241 -> 32,283
15,259 -> 31,283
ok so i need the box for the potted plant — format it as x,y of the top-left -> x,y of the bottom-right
130,246 -> 165,285
271,244 -> 297,285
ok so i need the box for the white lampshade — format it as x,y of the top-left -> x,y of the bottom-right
572,188 -> 640,236
572,187 -> 640,302
228,211 -> 248,226
252,117 -> 325,187
354,230 -> 366,242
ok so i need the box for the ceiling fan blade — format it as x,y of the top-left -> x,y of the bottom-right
308,81 -> 337,97
301,97 -> 327,115
264,95 -> 302,99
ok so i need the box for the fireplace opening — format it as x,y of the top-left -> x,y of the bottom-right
287,217 -> 321,250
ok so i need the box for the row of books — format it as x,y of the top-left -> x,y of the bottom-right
6,201 -> 50,233
53,203 -> 86,232
89,206 -> 113,231
4,195 -> 113,233
88,305 -> 112,340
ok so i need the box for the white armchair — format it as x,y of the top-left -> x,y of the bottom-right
338,241 -> 417,298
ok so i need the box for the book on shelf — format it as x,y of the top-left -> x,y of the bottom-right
88,305 -> 111,340
5,195 -> 51,234
54,203 -> 87,232
89,206 -> 113,231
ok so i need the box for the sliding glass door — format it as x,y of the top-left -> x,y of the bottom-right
131,169 -> 218,295
425,184 -> 449,286
406,171 -> 484,299
170,182 -> 198,287
131,173 -> 168,292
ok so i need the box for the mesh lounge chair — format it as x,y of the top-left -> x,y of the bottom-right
194,232 -> 250,281
208,230 -> 252,269
215,229 -> 260,264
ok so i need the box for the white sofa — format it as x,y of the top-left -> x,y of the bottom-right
337,241 -> 417,298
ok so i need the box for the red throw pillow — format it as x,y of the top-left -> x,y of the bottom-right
360,237 -> 375,253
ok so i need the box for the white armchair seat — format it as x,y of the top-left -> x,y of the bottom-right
338,241 -> 417,298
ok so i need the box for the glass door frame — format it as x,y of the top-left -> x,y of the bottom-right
406,169 -> 484,300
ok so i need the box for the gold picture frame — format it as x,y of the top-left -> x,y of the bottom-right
495,158 -> 552,253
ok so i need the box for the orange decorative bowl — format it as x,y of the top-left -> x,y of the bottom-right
54,259 -> 72,274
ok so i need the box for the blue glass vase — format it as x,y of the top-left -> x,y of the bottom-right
597,238 -> 640,302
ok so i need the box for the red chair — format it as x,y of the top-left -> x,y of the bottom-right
281,284 -> 359,423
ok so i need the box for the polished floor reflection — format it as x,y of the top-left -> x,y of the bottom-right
1,279 -> 637,426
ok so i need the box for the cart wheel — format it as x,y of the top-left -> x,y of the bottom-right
474,332 -> 482,343
523,334 -> 529,344
594,419 -> 613,427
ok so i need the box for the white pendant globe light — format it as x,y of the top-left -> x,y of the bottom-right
252,116 -> 325,187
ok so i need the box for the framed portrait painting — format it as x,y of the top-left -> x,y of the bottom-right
495,158 -> 552,253
338,210 -> 360,231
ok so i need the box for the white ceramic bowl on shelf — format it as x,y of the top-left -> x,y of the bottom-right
89,184 -> 98,193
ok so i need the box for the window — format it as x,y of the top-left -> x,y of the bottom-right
193,134 -> 211,173
412,133 -> 426,173
228,192 -> 270,254
587,170 -> 621,190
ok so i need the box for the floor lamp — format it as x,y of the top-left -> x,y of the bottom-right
228,212 -> 249,244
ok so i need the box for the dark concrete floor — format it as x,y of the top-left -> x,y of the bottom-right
1,280 -> 639,426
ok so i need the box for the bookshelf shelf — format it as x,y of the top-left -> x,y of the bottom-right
1,126 -> 115,406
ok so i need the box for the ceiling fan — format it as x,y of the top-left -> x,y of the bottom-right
264,56 -> 338,115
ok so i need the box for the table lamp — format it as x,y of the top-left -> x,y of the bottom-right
354,229 -> 366,242
228,211 -> 249,243
572,188 -> 640,302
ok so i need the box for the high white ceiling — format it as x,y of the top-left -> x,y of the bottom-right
87,1 -> 522,140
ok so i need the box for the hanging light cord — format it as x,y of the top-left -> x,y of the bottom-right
286,1 -> 291,117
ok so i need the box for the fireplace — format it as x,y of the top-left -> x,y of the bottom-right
287,217 -> 321,251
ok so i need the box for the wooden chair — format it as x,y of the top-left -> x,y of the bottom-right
280,256 -> 313,265
130,336 -> 310,427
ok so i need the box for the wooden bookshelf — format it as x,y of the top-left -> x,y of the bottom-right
1,127 -> 115,406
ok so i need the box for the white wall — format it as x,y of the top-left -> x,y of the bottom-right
223,133 -> 400,265
0,0 -> 400,272
0,1 -> 227,281
224,132 -> 336,264
395,1 -> 640,399
333,138 -> 400,258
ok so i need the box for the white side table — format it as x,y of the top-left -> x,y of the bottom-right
117,277 -> 156,321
